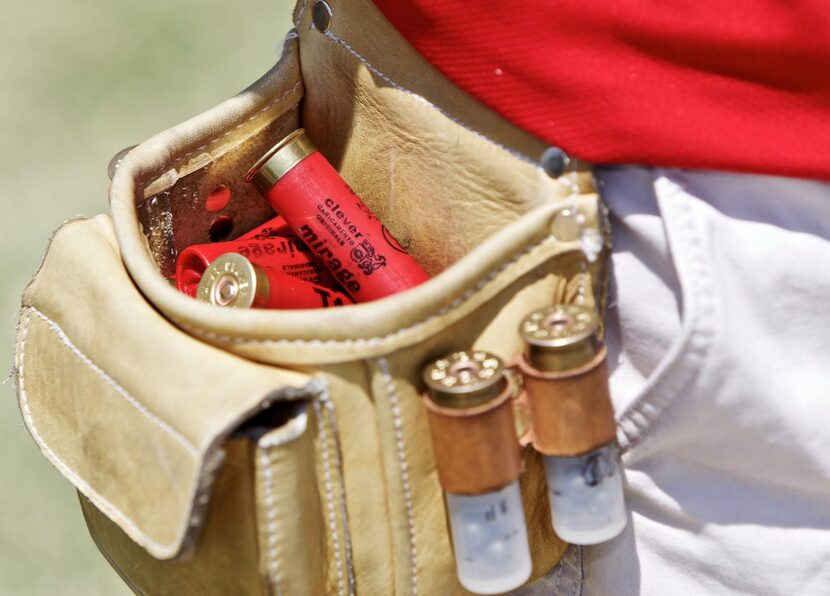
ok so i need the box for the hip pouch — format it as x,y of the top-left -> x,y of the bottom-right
13,1 -> 610,593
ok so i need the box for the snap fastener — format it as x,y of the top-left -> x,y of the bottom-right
312,0 -> 333,32
550,209 -> 582,241
540,146 -> 570,179
107,145 -> 137,181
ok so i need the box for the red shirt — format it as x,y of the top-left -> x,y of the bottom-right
374,0 -> 830,179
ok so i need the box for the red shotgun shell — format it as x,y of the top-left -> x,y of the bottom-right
176,236 -> 334,297
237,215 -> 294,240
196,253 -> 354,310
245,129 -> 430,302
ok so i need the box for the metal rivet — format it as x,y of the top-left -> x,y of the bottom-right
550,209 -> 582,241
107,145 -> 137,181
312,0 -> 332,32
540,146 -> 570,179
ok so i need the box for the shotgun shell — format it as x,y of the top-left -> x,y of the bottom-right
176,237 -> 336,297
518,304 -> 627,545
237,215 -> 294,240
196,253 -> 354,310
423,351 -> 531,594
245,129 -> 430,302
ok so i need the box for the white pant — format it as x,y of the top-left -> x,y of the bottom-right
525,167 -> 830,595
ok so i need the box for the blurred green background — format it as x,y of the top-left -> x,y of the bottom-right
0,1 -> 293,593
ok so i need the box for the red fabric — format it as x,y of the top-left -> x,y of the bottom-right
373,0 -> 830,179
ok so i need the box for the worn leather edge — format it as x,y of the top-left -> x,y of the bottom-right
14,301 -> 322,561
82,493 -> 148,596
12,216 -> 320,560
80,437 -> 267,595
115,188 -> 598,364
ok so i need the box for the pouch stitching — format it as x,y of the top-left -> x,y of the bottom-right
16,310 -> 188,556
553,559 -> 564,594
178,232 -> 562,345
313,395 -> 352,596
258,407 -> 309,448
22,306 -> 199,458
321,392 -> 357,595
378,357 -> 419,595
294,0 -> 309,26
312,396 -> 344,594
134,81 -> 303,190
258,446 -> 285,596
319,29 -> 540,169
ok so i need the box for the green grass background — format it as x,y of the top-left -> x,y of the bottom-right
0,1 -> 294,593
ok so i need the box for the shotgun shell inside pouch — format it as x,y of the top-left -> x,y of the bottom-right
237,215 -> 294,240
176,236 -> 335,297
423,351 -> 532,595
245,128 -> 431,302
196,253 -> 353,310
518,304 -> 627,545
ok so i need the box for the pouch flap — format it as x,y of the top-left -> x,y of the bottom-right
14,215 -> 310,560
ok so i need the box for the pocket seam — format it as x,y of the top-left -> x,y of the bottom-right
614,176 -> 718,454
20,306 -> 199,457
377,356 -> 419,596
15,308 -> 196,556
258,444 -> 286,595
313,388 -> 356,596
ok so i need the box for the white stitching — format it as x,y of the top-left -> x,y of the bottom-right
293,0 -> 309,27
565,168 -> 590,305
313,397 -> 346,596
378,358 -> 418,595
615,180 -> 717,453
319,390 -> 356,595
16,311 -> 187,556
136,81 -> 303,188
258,409 -> 309,448
553,558 -> 564,595
320,29 -> 540,169
180,233 -> 562,345
259,447 -> 284,596
23,306 -> 199,458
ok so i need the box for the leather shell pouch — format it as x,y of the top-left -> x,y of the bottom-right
14,1 -> 609,593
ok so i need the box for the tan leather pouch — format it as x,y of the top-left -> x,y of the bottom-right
14,1 -> 609,594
